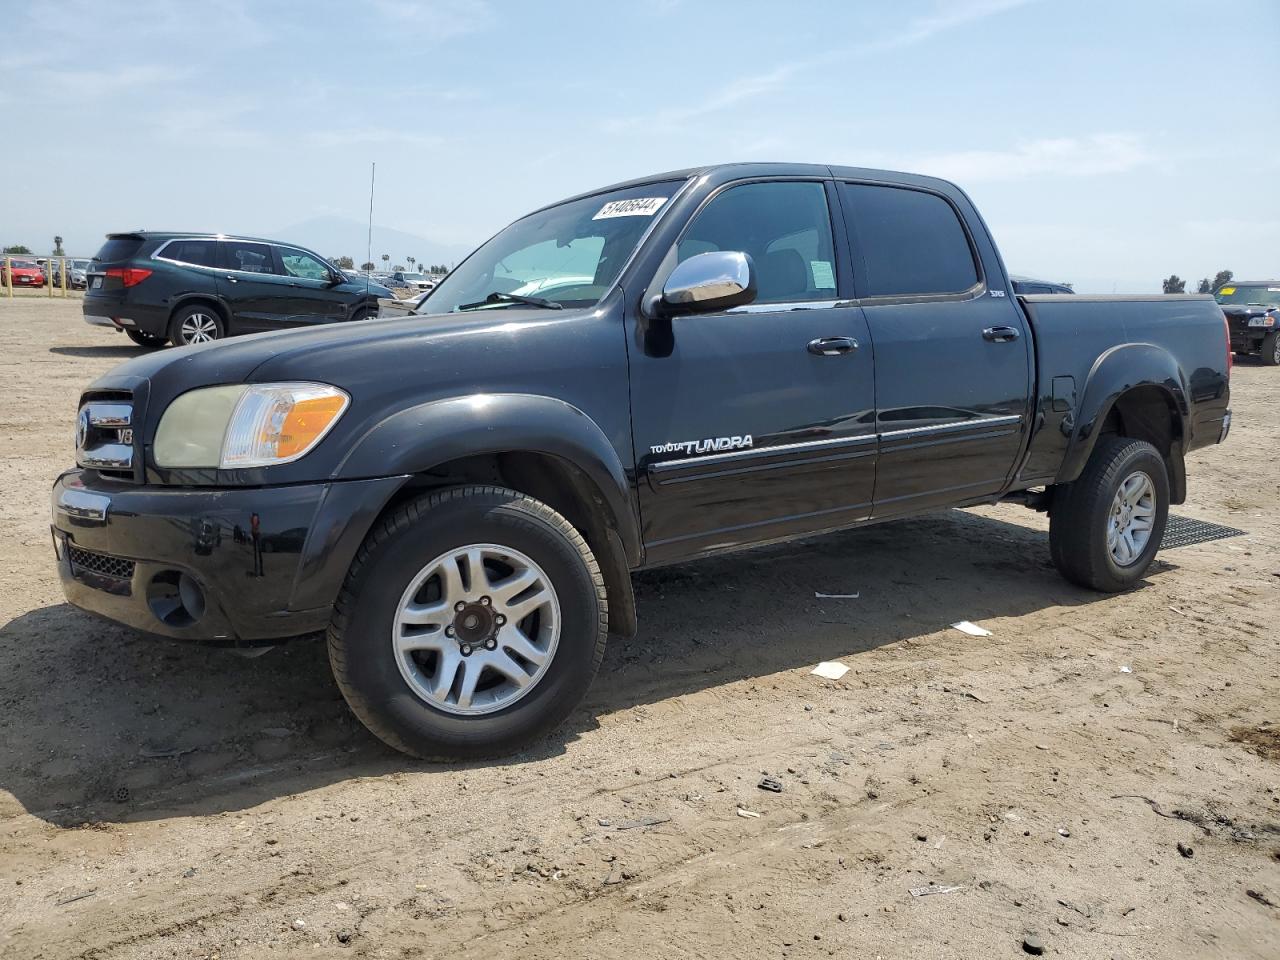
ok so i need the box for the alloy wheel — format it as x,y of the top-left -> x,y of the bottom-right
392,544 -> 561,716
1107,470 -> 1156,567
180,312 -> 220,344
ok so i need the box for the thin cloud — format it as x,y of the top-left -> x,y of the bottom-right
602,64 -> 800,134
602,0 -> 1036,136
370,0 -> 494,36
873,0 -> 1040,51
909,133 -> 1152,182
308,127 -> 447,148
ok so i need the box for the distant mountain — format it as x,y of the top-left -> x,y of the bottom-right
270,216 -> 474,269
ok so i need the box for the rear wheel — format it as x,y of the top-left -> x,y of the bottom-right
125,329 -> 167,349
1049,437 -> 1169,592
1261,331 -> 1280,366
169,305 -> 225,346
328,486 -> 608,759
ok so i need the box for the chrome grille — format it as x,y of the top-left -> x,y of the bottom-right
68,545 -> 136,580
76,397 -> 136,479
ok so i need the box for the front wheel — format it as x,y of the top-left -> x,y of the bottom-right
328,486 -> 608,759
1261,331 -> 1280,366
125,329 -> 167,349
1049,437 -> 1169,592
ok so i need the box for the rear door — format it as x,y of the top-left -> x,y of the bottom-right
274,245 -> 347,325
215,239 -> 293,331
836,181 -> 1031,517
628,178 -> 878,564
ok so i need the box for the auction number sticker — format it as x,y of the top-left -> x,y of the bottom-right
593,197 -> 668,220
1218,286 -> 1235,296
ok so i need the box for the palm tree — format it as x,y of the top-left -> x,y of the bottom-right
406,256 -> 416,271
381,254 -> 390,271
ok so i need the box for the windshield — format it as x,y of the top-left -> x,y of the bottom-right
1215,284 -> 1280,307
421,180 -> 683,314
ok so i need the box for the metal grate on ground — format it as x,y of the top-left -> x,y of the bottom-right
1160,514 -> 1247,550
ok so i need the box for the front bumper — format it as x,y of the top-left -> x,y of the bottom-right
51,470 -> 407,645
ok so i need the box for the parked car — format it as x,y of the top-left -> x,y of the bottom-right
81,233 -> 393,348
378,288 -> 432,318
1216,280 -> 1280,365
390,271 -> 435,290
1011,275 -> 1074,295
52,162 -> 1231,760
2,258 -> 45,287
53,258 -> 90,289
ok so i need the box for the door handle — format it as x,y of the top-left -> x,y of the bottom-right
807,336 -> 859,356
224,275 -> 239,283
982,325 -> 1020,342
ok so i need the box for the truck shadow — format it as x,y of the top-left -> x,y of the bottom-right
0,509 -> 1162,826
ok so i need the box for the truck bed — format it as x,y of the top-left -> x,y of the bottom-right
1014,293 -> 1230,487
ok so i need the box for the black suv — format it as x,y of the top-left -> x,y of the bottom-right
83,233 -> 393,348
1216,280 -> 1280,365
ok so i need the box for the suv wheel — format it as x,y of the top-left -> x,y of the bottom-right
1261,331 -> 1280,366
328,486 -> 608,759
169,305 -> 225,346
1049,437 -> 1169,592
125,329 -> 167,349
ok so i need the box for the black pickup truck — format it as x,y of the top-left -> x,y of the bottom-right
52,163 -> 1232,759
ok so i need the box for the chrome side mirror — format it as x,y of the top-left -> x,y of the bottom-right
660,251 -> 756,315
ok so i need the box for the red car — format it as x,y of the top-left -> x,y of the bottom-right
2,259 -> 45,287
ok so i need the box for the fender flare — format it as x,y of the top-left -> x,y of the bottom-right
1056,342 -> 1190,486
333,393 -> 641,563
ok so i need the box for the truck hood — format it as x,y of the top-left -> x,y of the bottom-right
84,305 -> 600,422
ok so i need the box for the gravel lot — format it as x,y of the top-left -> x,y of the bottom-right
1,299 -> 1277,959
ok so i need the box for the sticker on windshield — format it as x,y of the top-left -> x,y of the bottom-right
592,197 -> 668,220
1269,287 -> 1280,292
811,260 -> 836,289
1218,286 -> 1235,296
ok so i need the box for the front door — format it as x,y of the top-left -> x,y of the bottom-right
836,181 -> 1031,517
628,179 -> 878,565
274,245 -> 347,325
215,239 -> 294,332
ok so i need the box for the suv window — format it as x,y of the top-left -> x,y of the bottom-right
92,236 -> 144,263
841,184 -> 978,297
676,181 -> 837,304
161,239 -> 218,268
219,240 -> 278,275
278,247 -> 331,281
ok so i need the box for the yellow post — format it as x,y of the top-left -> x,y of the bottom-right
60,257 -> 68,297
4,257 -> 11,298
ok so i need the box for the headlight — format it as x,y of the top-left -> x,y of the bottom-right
154,382 -> 349,469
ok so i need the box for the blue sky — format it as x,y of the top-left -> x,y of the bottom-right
1,0 -> 1276,291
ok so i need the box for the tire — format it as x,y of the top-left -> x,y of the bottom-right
1049,437 -> 1169,592
349,305 -> 374,323
125,328 -> 167,349
168,304 -> 225,346
328,485 -> 608,759
1261,331 -> 1280,366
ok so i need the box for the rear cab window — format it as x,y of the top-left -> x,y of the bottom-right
840,183 -> 980,298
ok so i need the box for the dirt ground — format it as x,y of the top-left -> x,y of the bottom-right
0,298 -> 1277,960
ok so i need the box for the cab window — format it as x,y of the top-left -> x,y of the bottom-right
676,181 -> 838,304
841,183 -> 979,298
219,240 -> 278,275
278,247 -> 331,281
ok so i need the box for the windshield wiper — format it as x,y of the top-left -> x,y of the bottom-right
458,291 -> 563,311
